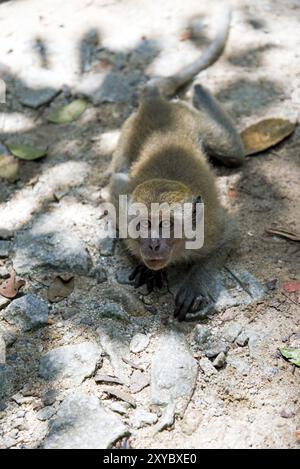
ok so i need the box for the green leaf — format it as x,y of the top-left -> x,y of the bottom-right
279,347 -> 300,367
7,144 -> 47,161
47,99 -> 87,124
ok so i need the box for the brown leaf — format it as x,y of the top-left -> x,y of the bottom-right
0,267 -> 25,299
283,281 -> 300,294
266,227 -> 300,242
95,374 -> 124,385
102,386 -> 136,408
240,118 -> 296,156
47,275 -> 74,303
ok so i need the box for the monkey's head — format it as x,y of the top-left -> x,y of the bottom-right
126,179 -> 202,271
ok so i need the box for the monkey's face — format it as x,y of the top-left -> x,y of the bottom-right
138,218 -> 176,271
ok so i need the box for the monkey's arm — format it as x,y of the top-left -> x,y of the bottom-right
192,84 -> 245,167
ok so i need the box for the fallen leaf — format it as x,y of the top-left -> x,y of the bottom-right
47,275 -> 74,303
7,143 -> 47,161
240,118 -> 296,156
266,227 -> 300,242
0,267 -> 26,299
95,374 -> 124,385
0,155 -> 19,182
47,99 -> 87,124
102,386 -> 136,408
279,347 -> 300,367
283,281 -> 300,293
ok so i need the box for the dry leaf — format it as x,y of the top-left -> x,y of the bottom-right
102,386 -> 136,408
282,281 -> 300,294
266,227 -> 300,242
47,275 -> 74,303
7,143 -> 47,161
240,118 -> 296,156
0,267 -> 25,299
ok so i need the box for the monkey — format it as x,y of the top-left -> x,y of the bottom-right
109,7 -> 245,321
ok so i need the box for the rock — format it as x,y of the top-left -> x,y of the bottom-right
131,409 -> 158,429
181,409 -> 202,436
0,296 -> 10,310
223,323 -> 243,343
204,341 -> 229,359
130,370 -> 150,394
109,401 -> 130,415
130,333 -> 150,353
100,284 -> 146,317
0,265 -> 9,278
151,330 -> 198,413
36,406 -> 56,421
97,326 -> 130,385
227,356 -> 250,376
116,268 -> 132,285
17,86 -> 60,109
0,240 -> 11,258
213,352 -> 227,369
42,389 -> 58,406
43,392 -> 128,449
39,342 -> 102,386
91,259 -> 107,283
194,325 -> 211,347
62,308 -> 77,320
0,364 -> 14,399
0,334 -> 6,364
236,332 -> 249,347
13,230 -> 92,276
0,142 -> 9,155
4,295 -> 49,332
280,408 -> 295,419
0,327 -> 17,347
154,402 -> 176,433
101,301 -> 130,322
199,357 -> 217,376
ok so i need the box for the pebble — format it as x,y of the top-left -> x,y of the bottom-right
199,357 -> 218,376
109,401 -> 130,415
204,341 -> 229,359
280,408 -> 295,419
0,334 -> 6,364
39,342 -> 102,386
0,240 -> 11,258
0,229 -> 14,240
17,86 -> 60,109
36,406 -> 56,421
223,323 -> 243,343
131,409 -> 158,429
0,296 -> 10,310
194,325 -> 211,347
213,352 -> 227,369
4,295 -> 49,332
130,370 -> 150,394
236,332 -> 249,347
130,333 -> 150,353
43,392 -> 127,449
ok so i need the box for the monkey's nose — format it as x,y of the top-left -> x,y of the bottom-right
150,239 -> 160,252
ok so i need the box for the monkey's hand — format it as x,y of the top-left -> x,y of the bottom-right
174,278 -> 208,322
129,263 -> 164,293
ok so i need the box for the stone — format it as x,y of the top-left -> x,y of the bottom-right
0,333 -> 6,364
101,301 -> 130,322
39,342 -> 102,386
17,86 -> 60,109
199,357 -> 217,376
0,142 -> 9,155
130,370 -> 150,394
99,237 -> 115,256
43,392 -> 127,449
0,229 -> 14,240
223,323 -> 243,343
92,71 -> 142,104
97,326 -> 130,385
194,325 -> 211,347
0,265 -> 9,278
130,333 -> 150,353
91,259 -> 107,283
0,240 -> 11,258
109,401 -> 130,415
13,230 -> 92,276
131,409 -> 158,429
4,295 -> 49,332
0,156 -> 19,183
213,352 -> 227,369
116,268 -> 132,285
227,356 -> 250,376
151,330 -> 198,412
280,408 -> 295,419
236,332 -> 249,347
0,364 -> 14,399
204,341 -> 229,359
0,327 -> 17,346
36,406 -> 56,421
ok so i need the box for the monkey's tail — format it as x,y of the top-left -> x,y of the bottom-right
142,7 -> 232,98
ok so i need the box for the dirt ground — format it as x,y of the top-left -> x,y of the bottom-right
0,0 -> 299,449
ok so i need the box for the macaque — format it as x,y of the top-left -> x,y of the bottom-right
109,8 -> 245,320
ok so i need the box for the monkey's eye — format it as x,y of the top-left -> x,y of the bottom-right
159,219 -> 173,229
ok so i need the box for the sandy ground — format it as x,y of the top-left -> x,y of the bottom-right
0,0 -> 299,449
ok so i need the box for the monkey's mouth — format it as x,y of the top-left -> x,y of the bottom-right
143,258 -> 169,271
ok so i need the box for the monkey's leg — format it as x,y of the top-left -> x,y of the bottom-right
129,263 -> 165,293
193,84 -> 245,167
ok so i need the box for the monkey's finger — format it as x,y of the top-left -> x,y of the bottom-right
133,271 -> 145,288
177,297 -> 194,322
191,295 -> 205,313
129,265 -> 141,281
